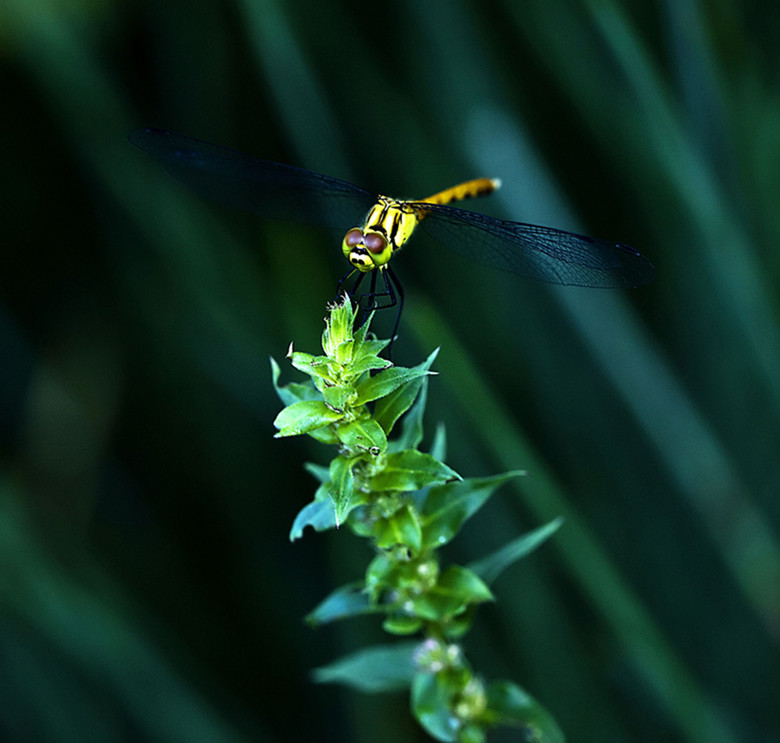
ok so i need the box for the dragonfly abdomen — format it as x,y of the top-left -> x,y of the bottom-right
423,177 -> 501,207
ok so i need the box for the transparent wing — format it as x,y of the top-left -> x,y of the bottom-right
412,202 -> 655,288
129,128 -> 377,230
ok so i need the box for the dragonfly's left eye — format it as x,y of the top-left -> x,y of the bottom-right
345,228 -> 364,247
364,232 -> 387,254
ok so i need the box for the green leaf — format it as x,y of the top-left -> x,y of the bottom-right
485,680 -> 566,742
411,672 -> 458,742
303,461 -> 330,483
438,565 -> 493,603
420,472 -> 523,549
270,357 -> 320,405
305,582 -> 374,625
442,605 -> 477,639
306,426 -> 340,445
312,642 -> 418,693
412,565 -> 493,621
332,339 -> 355,365
344,504 -> 374,537
354,364 -> 433,406
353,337 -> 390,358
351,311 -> 371,342
468,518 -> 564,585
376,348 -> 439,440
336,418 -> 387,455
374,503 -> 423,552
288,350 -> 336,381
321,383 -> 355,410
329,455 -> 357,525
384,374 -> 429,450
350,344 -> 393,376
368,450 -> 460,492
273,400 -> 343,437
289,496 -> 337,541
365,552 -> 395,599
383,614 -> 424,635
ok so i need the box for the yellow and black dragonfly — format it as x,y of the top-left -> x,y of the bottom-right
130,128 -> 654,337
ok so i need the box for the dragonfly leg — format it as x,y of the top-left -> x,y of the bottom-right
356,268 -> 398,313
358,270 -> 380,327
358,268 -> 404,357
386,267 -> 404,346
336,267 -> 404,356
336,268 -> 363,303
336,269 -> 376,330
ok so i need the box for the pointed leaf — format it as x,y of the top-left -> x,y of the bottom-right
468,518 -> 563,584
329,455 -> 357,525
350,341 -> 393,376
412,565 -> 493,620
306,582 -> 374,625
274,400 -> 343,436
288,351 -> 336,382
270,357 -> 319,405
412,672 -> 458,742
368,450 -> 460,492
354,364 -> 433,405
383,615 -> 424,635
374,503 -> 423,552
312,642 -> 418,692
486,680 -> 566,742
437,565 -> 493,602
307,426 -> 340,445
354,336 -> 390,357
321,383 -> 355,410
336,418 -> 387,455
289,495 -> 337,541
376,348 -> 439,440
303,461 -> 330,484
384,373 -> 429,450
365,552 -> 395,599
332,339 -> 356,365
351,308 -> 371,342
420,472 -> 523,549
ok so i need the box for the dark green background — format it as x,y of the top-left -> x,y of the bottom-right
2,1 -> 779,741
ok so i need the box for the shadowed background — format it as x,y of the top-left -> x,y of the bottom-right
2,1 -> 779,741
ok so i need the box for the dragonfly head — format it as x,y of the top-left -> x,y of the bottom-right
342,228 -> 392,272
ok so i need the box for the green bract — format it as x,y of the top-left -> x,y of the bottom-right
273,297 -> 565,742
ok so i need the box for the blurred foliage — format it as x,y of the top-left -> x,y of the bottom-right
1,0 -> 779,741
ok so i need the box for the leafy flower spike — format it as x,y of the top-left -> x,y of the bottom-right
273,298 -> 565,742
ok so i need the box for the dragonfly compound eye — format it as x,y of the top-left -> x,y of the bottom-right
344,228 -> 364,247
363,232 -> 387,254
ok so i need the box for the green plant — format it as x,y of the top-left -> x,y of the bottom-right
272,298 -> 566,742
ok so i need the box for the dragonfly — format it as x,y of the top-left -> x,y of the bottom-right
129,128 -> 654,340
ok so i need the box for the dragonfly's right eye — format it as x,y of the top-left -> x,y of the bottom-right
363,232 -> 387,254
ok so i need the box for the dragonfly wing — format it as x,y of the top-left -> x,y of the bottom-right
414,202 -> 655,288
129,129 -> 376,230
